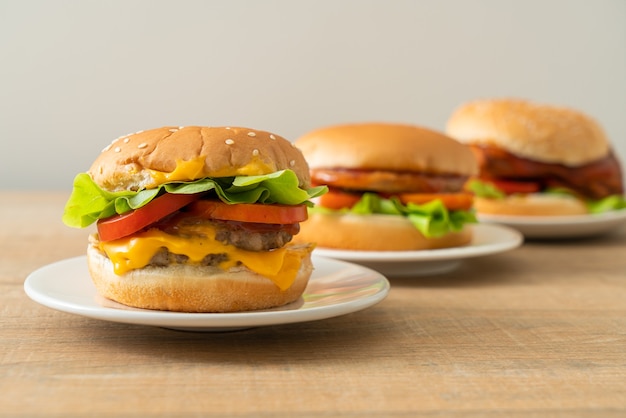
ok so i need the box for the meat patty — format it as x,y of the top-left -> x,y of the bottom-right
472,145 -> 624,199
149,250 -> 228,268
212,220 -> 297,252
158,216 -> 298,252
145,219 -> 298,267
311,168 -> 469,194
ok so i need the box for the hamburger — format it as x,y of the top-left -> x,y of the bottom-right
292,123 -> 478,251
446,99 -> 625,216
62,126 -> 326,312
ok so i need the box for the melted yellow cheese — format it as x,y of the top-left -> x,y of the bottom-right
148,157 -> 207,184
148,156 -> 276,185
208,158 -> 276,178
99,223 -> 308,291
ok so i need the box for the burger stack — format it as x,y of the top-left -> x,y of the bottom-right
445,99 -> 624,216
62,98 -> 625,314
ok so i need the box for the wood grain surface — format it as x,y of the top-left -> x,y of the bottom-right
1,192 -> 625,417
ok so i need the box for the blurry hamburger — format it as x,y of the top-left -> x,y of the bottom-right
292,123 -> 478,251
62,126 -> 326,312
446,99 -> 625,216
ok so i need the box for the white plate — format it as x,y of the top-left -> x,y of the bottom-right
478,210 -> 626,239
313,224 -> 523,277
24,255 -> 389,332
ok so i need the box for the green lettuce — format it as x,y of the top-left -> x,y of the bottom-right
466,179 -> 505,199
583,194 -> 626,214
311,192 -> 476,238
468,179 -> 626,214
62,170 -> 328,228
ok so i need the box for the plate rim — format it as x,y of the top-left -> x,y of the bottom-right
477,209 -> 626,238
477,209 -> 626,226
24,255 -> 390,330
312,223 -> 523,262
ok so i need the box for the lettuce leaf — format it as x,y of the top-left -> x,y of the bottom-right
62,170 -> 328,228
469,180 -> 626,214
585,194 -> 626,213
466,179 -> 505,199
542,188 -> 626,213
310,192 -> 477,238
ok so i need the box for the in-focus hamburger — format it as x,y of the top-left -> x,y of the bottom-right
292,123 -> 478,251
446,98 -> 625,216
62,126 -> 326,312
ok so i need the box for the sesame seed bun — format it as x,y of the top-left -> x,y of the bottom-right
90,126 -> 311,192
296,123 -> 477,176
293,213 -> 472,251
445,99 -> 610,166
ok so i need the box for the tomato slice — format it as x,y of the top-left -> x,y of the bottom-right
319,189 -> 474,211
317,190 -> 362,210
398,192 -> 474,211
489,179 -> 541,195
97,193 -> 202,242
186,200 -> 308,224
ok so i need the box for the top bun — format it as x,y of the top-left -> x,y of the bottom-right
89,126 -> 310,192
445,98 -> 610,167
295,122 -> 477,176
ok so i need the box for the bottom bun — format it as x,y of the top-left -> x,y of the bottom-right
474,194 -> 588,216
87,244 -> 314,313
293,213 -> 473,251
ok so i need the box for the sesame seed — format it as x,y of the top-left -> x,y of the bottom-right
138,143 -> 148,149
252,149 -> 259,156
247,132 -> 256,137
169,128 -> 178,133
102,144 -> 111,152
289,160 -> 295,167
269,134 -> 276,140
179,126 -> 184,129
225,139 -> 234,145
123,137 -> 130,143
135,130 -> 144,134
114,147 -> 121,153
225,127 -> 231,130
112,138 -> 120,144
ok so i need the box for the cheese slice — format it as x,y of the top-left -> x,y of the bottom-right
148,157 -> 207,184
99,223 -> 309,291
148,156 -> 276,185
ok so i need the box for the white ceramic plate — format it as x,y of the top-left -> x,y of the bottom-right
313,224 -> 523,277
478,210 -> 626,239
24,255 -> 389,332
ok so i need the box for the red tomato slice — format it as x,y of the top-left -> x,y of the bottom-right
317,190 -> 362,210
97,193 -> 202,242
186,200 -> 308,224
398,192 -> 474,211
319,189 -> 474,211
489,179 -> 541,195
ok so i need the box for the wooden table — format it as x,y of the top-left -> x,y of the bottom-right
2,191 -> 625,417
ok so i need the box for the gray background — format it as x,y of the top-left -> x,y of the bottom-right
2,0 -> 624,190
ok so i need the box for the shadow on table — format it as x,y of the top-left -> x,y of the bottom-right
57,302 -> 401,365
389,228 -> 624,289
